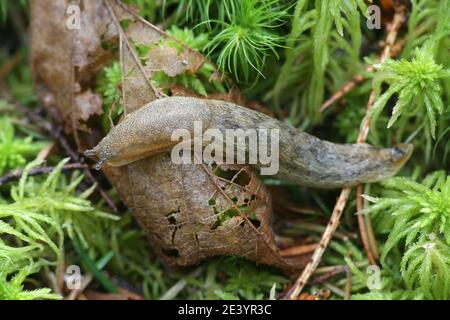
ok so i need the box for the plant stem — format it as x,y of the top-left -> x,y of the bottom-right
0,163 -> 87,186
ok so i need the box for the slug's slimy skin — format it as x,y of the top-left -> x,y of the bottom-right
85,98 -> 212,169
85,96 -> 413,189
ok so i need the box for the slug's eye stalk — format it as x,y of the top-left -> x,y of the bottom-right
84,149 -> 96,157
84,148 -> 105,171
94,159 -> 106,171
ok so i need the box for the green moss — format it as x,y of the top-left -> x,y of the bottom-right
0,117 -> 46,175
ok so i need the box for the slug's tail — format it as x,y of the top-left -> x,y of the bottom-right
278,139 -> 414,189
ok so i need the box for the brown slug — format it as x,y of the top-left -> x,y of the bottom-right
85,96 -> 413,189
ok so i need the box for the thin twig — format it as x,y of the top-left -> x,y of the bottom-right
285,187 -> 351,299
3,95 -> 118,212
118,26 -> 127,117
319,34 -> 407,113
314,261 -> 367,275
116,0 -> 242,94
105,0 -> 162,100
356,185 -> 378,265
286,8 -> 406,299
354,9 -> 405,264
311,267 -> 345,285
319,70 -> 371,112
324,283 -> 345,298
279,243 -> 318,257
0,163 -> 87,186
116,0 -> 221,74
287,220 -> 357,241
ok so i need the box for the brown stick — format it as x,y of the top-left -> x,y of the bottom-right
319,70 -> 371,112
320,33 -> 406,113
311,266 -> 347,284
356,185 -> 378,265
285,7 -> 406,299
285,188 -> 351,299
0,163 -> 87,186
105,0 -> 162,101
3,95 -> 118,212
279,243 -> 318,257
354,10 -> 405,264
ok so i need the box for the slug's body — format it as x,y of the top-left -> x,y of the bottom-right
85,97 -> 413,189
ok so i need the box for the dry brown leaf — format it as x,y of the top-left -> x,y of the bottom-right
74,89 -> 103,122
30,0 -> 75,127
30,0 -> 304,273
120,40 -> 159,114
124,16 -> 161,45
105,2 -> 161,113
30,0 -> 117,132
142,46 -> 205,77
105,160 -> 300,271
107,1 -> 207,113
144,46 -> 189,77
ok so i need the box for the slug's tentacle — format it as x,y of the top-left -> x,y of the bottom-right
84,149 -> 105,170
86,96 -> 413,189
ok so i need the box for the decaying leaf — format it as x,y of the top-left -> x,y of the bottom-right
30,0 -> 75,127
30,0 -> 116,133
74,90 -> 103,123
107,1 -> 208,113
105,159 -> 302,271
30,0 -> 306,272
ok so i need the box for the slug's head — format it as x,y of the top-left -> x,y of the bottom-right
389,143 -> 414,169
84,97 -> 212,170
83,119 -> 150,170
84,128 -> 160,170
84,139 -> 118,171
